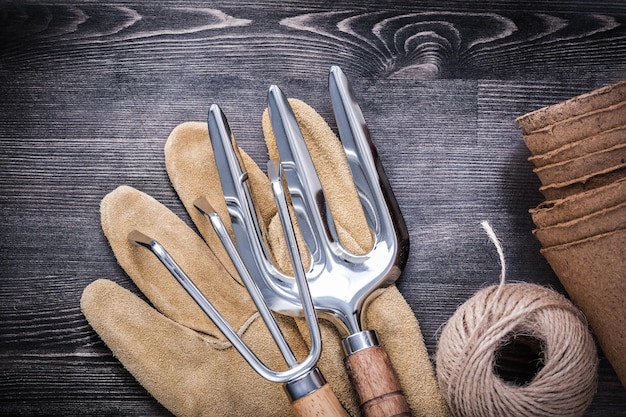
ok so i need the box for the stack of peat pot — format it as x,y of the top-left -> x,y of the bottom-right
516,80 -> 626,389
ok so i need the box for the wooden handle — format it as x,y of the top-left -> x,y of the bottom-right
290,382 -> 349,417
344,345 -> 410,417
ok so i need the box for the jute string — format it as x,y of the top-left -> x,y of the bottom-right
435,222 -> 598,417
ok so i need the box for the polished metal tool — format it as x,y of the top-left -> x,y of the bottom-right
129,193 -> 347,417
208,66 -> 410,417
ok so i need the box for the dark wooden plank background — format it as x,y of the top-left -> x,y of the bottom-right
1,1 -> 625,415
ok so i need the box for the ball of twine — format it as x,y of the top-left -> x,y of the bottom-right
435,222 -> 598,417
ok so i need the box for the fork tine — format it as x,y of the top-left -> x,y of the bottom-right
208,104 -> 249,205
208,101 -> 309,321
329,66 -> 410,263
267,85 -> 339,257
328,67 -> 379,233
207,101 -> 325,355
207,104 -> 274,272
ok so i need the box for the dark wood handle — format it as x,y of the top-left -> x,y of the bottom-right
290,382 -> 349,417
344,345 -> 410,417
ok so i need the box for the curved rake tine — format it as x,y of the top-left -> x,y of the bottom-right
129,227 -> 347,416
193,197 -> 298,366
128,229 -> 302,381
267,159 -> 320,345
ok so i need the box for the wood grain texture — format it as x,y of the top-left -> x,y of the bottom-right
1,1 -> 625,416
344,346 -> 410,417
291,383 -> 349,417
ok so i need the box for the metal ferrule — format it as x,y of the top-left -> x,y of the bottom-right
284,367 -> 326,402
342,329 -> 379,355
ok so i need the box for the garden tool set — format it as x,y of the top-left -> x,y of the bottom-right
82,66 -> 426,417
205,66 -> 411,416
77,51 -> 626,415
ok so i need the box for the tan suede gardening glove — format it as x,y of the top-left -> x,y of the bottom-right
81,99 -> 451,417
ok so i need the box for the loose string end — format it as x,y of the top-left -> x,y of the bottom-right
481,220 -> 506,286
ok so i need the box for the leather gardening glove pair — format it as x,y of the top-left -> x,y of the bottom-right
81,99 -> 452,417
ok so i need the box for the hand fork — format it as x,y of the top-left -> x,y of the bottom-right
128,191 -> 348,416
208,66 -> 411,417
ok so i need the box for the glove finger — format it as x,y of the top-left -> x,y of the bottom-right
101,185 -> 255,340
164,121 -> 278,280
81,279 -> 295,417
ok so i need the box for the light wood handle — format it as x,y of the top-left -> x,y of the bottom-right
290,382 -> 349,417
344,345 -> 410,417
